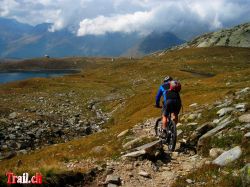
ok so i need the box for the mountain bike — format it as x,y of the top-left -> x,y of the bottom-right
154,112 -> 177,152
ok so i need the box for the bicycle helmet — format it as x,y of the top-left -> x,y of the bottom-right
163,76 -> 173,83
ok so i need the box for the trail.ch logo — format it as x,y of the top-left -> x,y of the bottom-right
5,172 -> 42,184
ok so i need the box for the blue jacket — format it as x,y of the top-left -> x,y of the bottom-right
155,82 -> 170,106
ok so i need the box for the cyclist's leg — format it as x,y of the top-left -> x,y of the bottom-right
162,114 -> 168,129
172,112 -> 178,124
162,103 -> 169,130
171,99 -> 181,124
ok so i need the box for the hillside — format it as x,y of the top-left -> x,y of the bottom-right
0,47 -> 249,186
187,22 -> 250,48
124,32 -> 185,56
156,22 -> 250,56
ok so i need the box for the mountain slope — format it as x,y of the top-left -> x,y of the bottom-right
155,22 -> 250,56
139,31 -> 185,53
187,22 -> 250,48
0,18 -> 186,58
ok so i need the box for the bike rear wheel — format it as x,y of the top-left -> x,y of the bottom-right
167,120 -> 177,152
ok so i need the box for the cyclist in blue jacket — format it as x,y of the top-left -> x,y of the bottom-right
155,76 -> 181,138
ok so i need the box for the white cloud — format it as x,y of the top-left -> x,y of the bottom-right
77,11 -> 153,36
0,0 -> 249,39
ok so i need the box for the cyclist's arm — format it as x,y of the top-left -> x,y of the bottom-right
155,86 -> 163,107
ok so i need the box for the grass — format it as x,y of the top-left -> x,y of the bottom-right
172,164 -> 243,187
0,47 -> 249,182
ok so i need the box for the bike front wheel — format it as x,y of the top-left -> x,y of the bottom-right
167,120 -> 177,152
154,117 -> 163,136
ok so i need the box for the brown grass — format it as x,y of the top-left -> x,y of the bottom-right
0,47 -> 249,178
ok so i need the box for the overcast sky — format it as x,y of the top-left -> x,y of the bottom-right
0,0 -> 250,39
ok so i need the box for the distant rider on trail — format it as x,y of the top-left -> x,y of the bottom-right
155,76 -> 182,138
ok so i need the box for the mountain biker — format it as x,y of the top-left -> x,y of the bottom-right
155,76 -> 182,138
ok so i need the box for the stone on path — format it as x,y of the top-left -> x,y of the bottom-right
117,129 -> 129,138
217,107 -> 234,117
123,140 -> 162,158
213,146 -> 242,166
239,114 -> 250,123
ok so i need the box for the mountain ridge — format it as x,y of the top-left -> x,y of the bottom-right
155,22 -> 250,56
0,17 -> 184,59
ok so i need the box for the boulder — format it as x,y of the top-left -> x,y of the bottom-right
187,113 -> 199,121
212,146 -> 242,166
117,129 -> 129,138
105,175 -> 121,185
216,107 -> 234,117
244,124 -> 250,129
187,122 -> 198,126
239,114 -> 250,123
209,148 -> 224,158
139,171 -> 151,178
189,103 -> 198,107
188,122 -> 214,145
1,151 -> 17,160
198,118 -> 234,151
235,103 -> 248,112
9,112 -> 17,119
107,184 -> 118,187
236,87 -> 250,95
122,150 -> 146,158
244,132 -> 250,138
198,118 -> 234,144
123,140 -> 162,158
122,136 -> 146,149
186,179 -> 193,184
177,129 -> 183,137
241,163 -> 250,187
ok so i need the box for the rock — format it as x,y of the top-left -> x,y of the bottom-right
235,103 -> 248,112
117,129 -> 129,138
187,122 -> 198,126
171,151 -> 179,159
134,140 -> 162,155
244,132 -> 250,138
212,119 -> 220,124
198,118 -> 234,152
91,146 -> 105,154
198,118 -> 234,148
186,179 -> 193,184
187,114 -> 199,121
177,129 -> 183,137
139,171 -> 151,178
244,124 -> 250,129
209,148 -> 224,158
122,150 -> 146,158
239,114 -> 250,123
107,184 -> 118,187
213,146 -> 242,166
9,112 -> 17,119
122,136 -> 146,149
177,123 -> 183,127
188,122 -> 214,145
216,107 -> 234,117
105,175 -> 121,185
241,163 -> 250,187
123,140 -> 162,158
17,150 -> 28,155
189,103 -> 198,107
2,151 -> 17,160
205,160 -> 211,165
236,87 -> 250,95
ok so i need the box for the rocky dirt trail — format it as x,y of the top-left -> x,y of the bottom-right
88,87 -> 250,187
